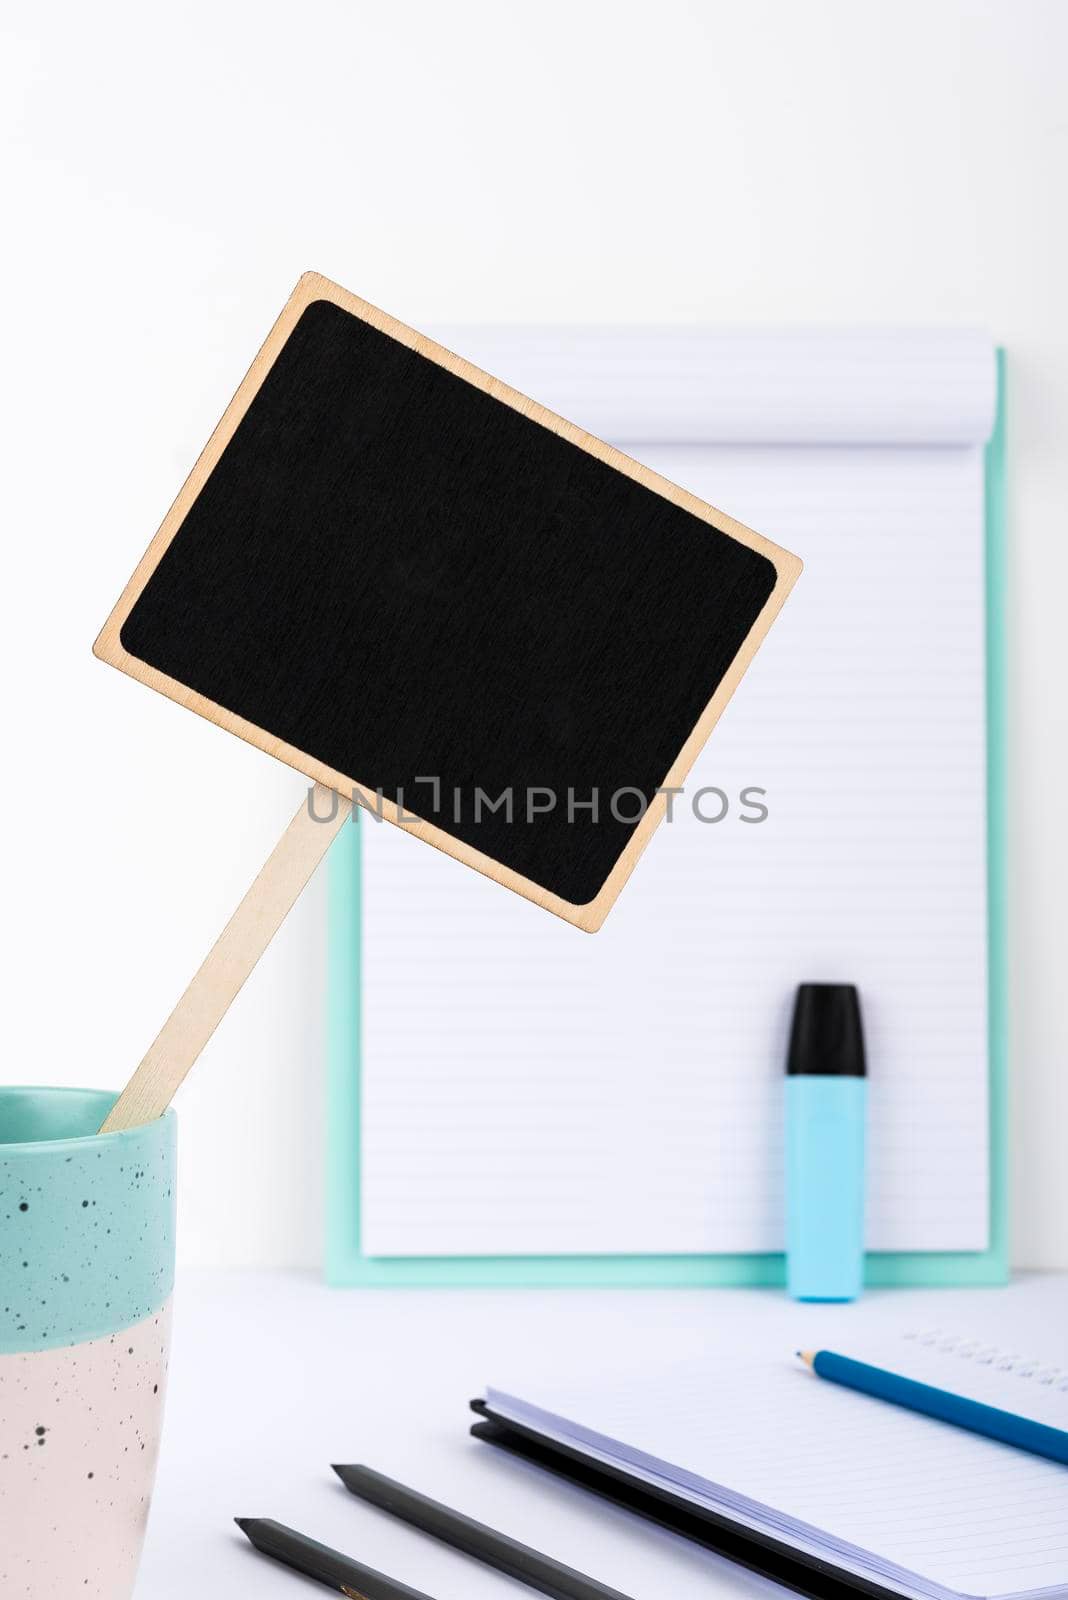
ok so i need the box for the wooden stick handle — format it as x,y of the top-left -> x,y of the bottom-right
99,784 -> 353,1133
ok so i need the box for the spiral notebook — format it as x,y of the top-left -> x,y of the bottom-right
481,1324 -> 1068,1600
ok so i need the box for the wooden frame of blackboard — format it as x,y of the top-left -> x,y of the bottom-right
94,272 -> 801,932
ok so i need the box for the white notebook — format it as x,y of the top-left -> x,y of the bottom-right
359,329 -> 997,1259
485,1323 -> 1068,1600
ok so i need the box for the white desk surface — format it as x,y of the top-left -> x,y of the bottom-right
139,1271 -> 1067,1600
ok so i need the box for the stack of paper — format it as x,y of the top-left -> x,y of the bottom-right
359,329 -> 996,1260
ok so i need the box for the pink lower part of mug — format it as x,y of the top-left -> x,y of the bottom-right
0,1298 -> 171,1598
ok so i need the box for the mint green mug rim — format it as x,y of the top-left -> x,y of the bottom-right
0,1084 -> 174,1153
0,1085 -> 177,1355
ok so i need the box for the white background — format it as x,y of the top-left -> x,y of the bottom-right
1,0 -> 1065,1269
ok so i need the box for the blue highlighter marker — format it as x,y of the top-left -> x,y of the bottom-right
785,983 -> 866,1301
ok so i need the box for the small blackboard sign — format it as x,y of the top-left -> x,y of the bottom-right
96,274 -> 800,930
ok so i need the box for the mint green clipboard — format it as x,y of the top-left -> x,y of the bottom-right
325,355 -> 1008,1288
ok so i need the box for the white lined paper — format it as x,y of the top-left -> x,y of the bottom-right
359,331 -> 995,1260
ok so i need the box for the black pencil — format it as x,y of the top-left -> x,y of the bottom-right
234,1516 -> 438,1600
332,1464 -> 635,1600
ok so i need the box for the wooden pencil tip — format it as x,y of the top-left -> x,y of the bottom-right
797,1350 -> 815,1367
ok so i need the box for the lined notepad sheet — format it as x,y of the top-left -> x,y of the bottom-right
489,1312 -> 1068,1600
360,330 -> 996,1259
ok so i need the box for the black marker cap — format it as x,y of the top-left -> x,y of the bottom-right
787,983 -> 866,1077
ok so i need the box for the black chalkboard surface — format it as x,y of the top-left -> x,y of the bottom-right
96,274 -> 801,931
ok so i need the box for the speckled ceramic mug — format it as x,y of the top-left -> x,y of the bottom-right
0,1087 -> 175,1598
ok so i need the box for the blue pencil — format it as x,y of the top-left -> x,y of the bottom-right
798,1349 -> 1068,1466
